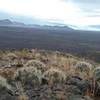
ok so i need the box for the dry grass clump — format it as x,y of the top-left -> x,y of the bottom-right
42,67 -> 67,83
14,49 -> 33,59
18,94 -> 29,100
0,75 -> 11,90
9,59 -> 24,68
25,60 -> 47,73
14,66 -> 42,87
0,50 -> 5,58
45,51 -> 77,72
85,66 -> 100,97
0,68 -> 16,80
59,57 -> 77,71
6,52 -> 17,58
3,52 -> 18,60
0,52 -> 18,67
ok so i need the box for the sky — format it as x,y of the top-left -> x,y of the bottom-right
0,0 -> 100,30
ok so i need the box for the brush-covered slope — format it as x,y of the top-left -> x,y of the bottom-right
0,49 -> 99,100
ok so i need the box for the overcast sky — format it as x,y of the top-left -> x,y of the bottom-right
0,0 -> 100,27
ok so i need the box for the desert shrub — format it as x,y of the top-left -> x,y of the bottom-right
0,50 -> 4,58
25,60 -> 47,73
9,59 -> 24,68
0,68 -> 16,81
42,68 -> 67,84
0,75 -> 11,90
14,49 -> 33,59
59,57 -> 77,71
75,61 -> 93,72
93,66 -> 100,82
74,61 -> 93,79
14,67 -> 42,88
4,52 -> 17,60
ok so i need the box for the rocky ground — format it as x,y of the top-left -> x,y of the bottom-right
0,49 -> 100,100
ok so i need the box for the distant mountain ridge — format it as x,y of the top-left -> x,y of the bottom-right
0,19 -> 12,25
0,11 -> 100,31
89,25 -> 100,28
0,19 -> 25,26
0,19 -> 73,30
0,11 -> 74,30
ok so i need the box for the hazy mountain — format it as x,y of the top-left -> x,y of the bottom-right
0,11 -> 36,24
0,11 -> 65,25
0,19 -> 26,27
0,11 -> 100,31
0,19 -> 73,31
89,25 -> 100,28
0,19 -> 12,25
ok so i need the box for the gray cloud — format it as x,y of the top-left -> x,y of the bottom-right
64,0 -> 100,19
64,0 -> 100,9
66,0 -> 100,3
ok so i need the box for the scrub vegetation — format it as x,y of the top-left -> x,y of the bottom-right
0,49 -> 99,100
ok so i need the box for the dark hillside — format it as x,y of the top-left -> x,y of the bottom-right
0,26 -> 100,62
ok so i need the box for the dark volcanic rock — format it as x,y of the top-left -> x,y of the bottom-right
25,83 -> 94,100
66,76 -> 92,94
0,87 -> 16,100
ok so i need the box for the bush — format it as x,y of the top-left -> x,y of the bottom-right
25,60 -> 47,73
93,66 -> 100,82
74,61 -> 93,79
0,76 -> 11,90
42,68 -> 66,84
75,61 -> 92,72
14,67 -> 42,88
4,52 -> 17,60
